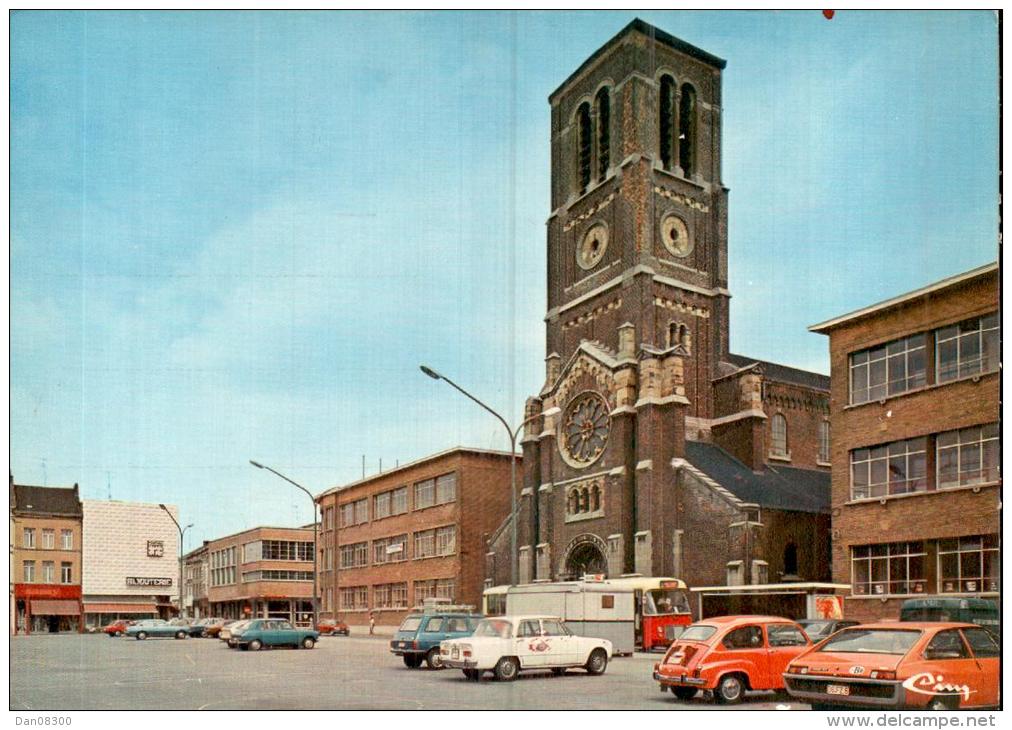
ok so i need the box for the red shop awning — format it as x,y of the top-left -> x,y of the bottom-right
30,600 -> 80,616
82,603 -> 157,614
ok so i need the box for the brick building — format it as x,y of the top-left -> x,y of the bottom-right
486,19 -> 831,602
315,448 -> 514,627
81,500 -> 180,628
810,263 -> 999,622
205,526 -> 315,624
10,480 -> 84,633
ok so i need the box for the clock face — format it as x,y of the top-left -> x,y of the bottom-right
560,391 -> 611,467
660,214 -> 693,257
577,223 -> 609,270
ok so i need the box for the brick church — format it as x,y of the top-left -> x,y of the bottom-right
485,20 -> 832,597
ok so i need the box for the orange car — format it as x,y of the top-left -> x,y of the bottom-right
783,622 -> 1000,711
654,615 -> 812,704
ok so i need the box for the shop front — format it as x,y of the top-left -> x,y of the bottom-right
210,598 -> 314,626
14,584 -> 83,634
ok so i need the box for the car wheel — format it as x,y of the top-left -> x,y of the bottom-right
585,648 -> 608,675
248,639 -> 262,651
715,674 -> 746,705
175,631 -> 186,639
551,668 -> 566,676
425,647 -> 444,670
928,696 -> 958,711
111,631 -> 120,637
403,654 -> 423,669
494,656 -> 519,682
672,687 -> 698,701
136,631 -> 147,640
301,637 -> 316,650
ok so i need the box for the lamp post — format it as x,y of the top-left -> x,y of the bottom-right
158,504 -> 192,620
249,460 -> 319,630
420,365 -> 539,586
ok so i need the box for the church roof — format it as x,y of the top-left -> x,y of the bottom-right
683,441 -> 830,514
726,353 -> 830,391
550,18 -> 727,103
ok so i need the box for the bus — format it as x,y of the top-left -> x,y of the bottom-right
482,575 -> 691,653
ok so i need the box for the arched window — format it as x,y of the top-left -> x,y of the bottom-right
568,490 -> 579,515
818,420 -> 831,463
577,102 -> 592,193
668,322 -> 679,348
783,542 -> 799,577
678,83 -> 696,178
580,488 -> 590,513
678,324 -> 689,347
771,414 -> 788,457
590,485 -> 601,512
595,87 -> 610,181
659,75 -> 675,170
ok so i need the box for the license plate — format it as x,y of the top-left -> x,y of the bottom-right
399,642 -> 406,648
827,684 -> 850,696
452,647 -> 459,659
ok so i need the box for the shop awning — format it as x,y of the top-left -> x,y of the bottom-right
30,600 -> 80,616
82,603 -> 157,614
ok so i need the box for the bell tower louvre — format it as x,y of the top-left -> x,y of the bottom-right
485,20 -> 832,602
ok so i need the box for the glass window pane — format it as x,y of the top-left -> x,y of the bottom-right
960,443 -> 982,484
959,333 -> 981,375
852,350 -> 868,366
937,339 -> 958,381
908,347 -> 926,386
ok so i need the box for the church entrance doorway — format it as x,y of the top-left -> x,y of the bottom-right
562,534 -> 608,578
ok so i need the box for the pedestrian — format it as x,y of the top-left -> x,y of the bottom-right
369,612 -> 375,635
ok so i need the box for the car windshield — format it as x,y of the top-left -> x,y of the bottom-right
818,629 -> 921,655
473,619 -> 513,638
679,625 -> 718,642
801,621 -> 832,636
399,617 -> 423,632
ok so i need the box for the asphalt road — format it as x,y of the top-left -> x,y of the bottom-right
10,633 -> 810,711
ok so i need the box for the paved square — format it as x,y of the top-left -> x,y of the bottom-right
10,633 -> 806,710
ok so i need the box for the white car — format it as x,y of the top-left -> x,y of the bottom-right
439,615 -> 612,681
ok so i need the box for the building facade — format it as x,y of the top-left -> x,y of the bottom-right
486,20 -> 832,602
11,480 -> 84,633
316,448 -> 514,626
81,500 -> 180,628
183,543 -> 210,619
205,526 -> 315,625
810,263 -> 1000,622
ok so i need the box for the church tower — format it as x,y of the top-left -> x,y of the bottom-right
545,18 -> 729,420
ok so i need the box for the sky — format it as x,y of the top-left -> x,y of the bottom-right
10,10 -> 999,550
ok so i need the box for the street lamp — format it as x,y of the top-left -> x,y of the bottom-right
249,460 -> 319,630
158,504 -> 192,620
420,365 -> 538,586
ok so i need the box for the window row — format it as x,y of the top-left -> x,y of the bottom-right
851,535 -> 999,597
575,86 -> 611,194
849,312 -> 998,405
337,473 -> 458,528
242,539 -> 313,563
767,415 -> 830,463
850,423 -> 998,500
339,526 -> 457,569
21,527 -> 76,550
21,560 -> 73,584
658,76 -> 697,179
241,570 -> 313,583
566,482 -> 602,516
336,579 -> 456,611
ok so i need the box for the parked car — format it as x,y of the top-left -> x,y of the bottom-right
653,615 -> 812,704
201,618 -> 227,637
899,598 -> 999,638
126,618 -> 190,640
440,615 -> 612,681
185,618 -> 214,637
221,620 -> 251,647
798,620 -> 860,642
216,619 -> 246,642
234,619 -> 320,651
317,618 -> 350,636
783,622 -> 1000,711
392,610 -> 480,669
102,619 -> 134,637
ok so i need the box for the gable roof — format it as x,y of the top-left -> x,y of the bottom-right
550,17 -> 726,102
726,353 -> 830,391
683,441 -> 830,514
11,483 -> 82,517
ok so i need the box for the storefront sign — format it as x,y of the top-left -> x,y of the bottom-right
126,577 -> 172,587
147,540 -> 165,557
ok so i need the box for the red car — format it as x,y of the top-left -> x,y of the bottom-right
102,620 -> 134,637
316,618 -> 350,636
654,615 -> 812,704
